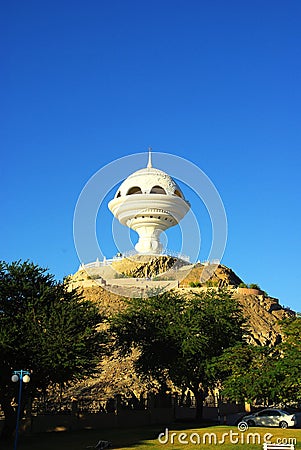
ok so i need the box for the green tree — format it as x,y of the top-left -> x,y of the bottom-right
214,344 -> 282,405
109,289 -> 246,420
216,317 -> 301,407
274,317 -> 301,404
0,260 -> 105,439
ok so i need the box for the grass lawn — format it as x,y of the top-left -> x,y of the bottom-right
1,424 -> 300,450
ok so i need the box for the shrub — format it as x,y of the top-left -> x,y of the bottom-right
205,280 -> 219,287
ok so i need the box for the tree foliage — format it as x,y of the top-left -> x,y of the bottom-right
214,344 -> 280,404
0,260 -> 105,439
216,316 -> 301,406
109,289 -> 247,419
274,317 -> 301,404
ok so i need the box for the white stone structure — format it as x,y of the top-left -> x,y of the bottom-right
108,151 -> 190,254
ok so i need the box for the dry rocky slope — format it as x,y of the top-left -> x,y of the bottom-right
66,256 -> 294,402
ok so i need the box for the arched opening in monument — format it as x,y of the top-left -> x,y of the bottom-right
174,189 -> 183,198
127,186 -> 142,195
150,185 -> 166,194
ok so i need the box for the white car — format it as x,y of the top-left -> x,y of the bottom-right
243,408 -> 296,428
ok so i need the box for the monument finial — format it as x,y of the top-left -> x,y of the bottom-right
147,147 -> 153,168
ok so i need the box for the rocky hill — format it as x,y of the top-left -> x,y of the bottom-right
64,257 -> 294,404
110,255 -> 243,287
111,254 -> 183,278
70,257 -> 293,345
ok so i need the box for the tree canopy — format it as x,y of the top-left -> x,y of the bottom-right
0,260 -> 105,439
109,289 -> 247,419
216,316 -> 301,407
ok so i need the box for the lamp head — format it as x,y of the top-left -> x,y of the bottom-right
23,374 -> 30,383
11,374 -> 19,383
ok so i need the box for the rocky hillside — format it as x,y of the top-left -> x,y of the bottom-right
69,258 -> 293,344
180,263 -> 244,287
111,256 -> 243,286
111,254 -> 183,278
235,293 -> 291,346
64,258 -> 294,403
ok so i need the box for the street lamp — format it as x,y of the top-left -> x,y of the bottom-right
11,370 -> 31,450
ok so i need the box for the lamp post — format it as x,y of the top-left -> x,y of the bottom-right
11,370 -> 30,450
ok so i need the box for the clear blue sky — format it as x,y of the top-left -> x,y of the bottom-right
1,0 -> 300,311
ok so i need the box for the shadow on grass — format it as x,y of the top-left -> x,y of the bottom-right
0,421 -> 218,450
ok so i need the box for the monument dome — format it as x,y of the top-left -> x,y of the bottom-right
108,151 -> 190,254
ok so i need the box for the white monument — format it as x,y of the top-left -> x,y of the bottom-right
108,151 -> 190,254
